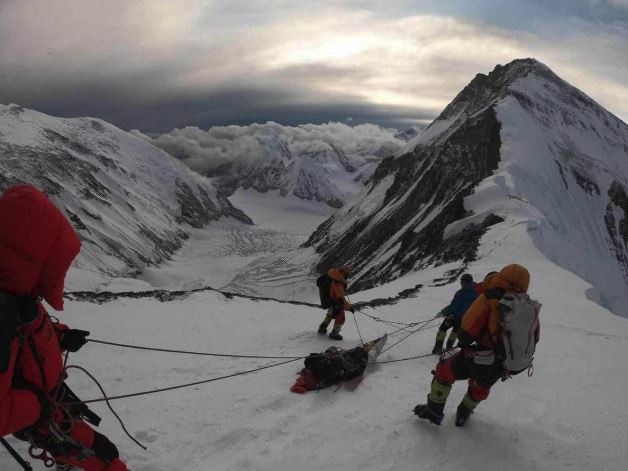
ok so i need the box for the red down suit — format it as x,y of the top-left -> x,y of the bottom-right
0,184 -> 126,471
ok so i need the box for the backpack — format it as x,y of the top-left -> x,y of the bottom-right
316,274 -> 333,309
304,347 -> 368,385
496,293 -> 541,374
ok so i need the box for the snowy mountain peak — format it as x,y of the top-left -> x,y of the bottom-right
306,59 -> 628,317
436,58 -> 553,122
0,103 -> 251,286
404,57 -> 612,151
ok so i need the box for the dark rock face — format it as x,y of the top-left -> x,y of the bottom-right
573,169 -> 601,196
175,181 -> 253,227
306,107 -> 503,291
606,181 -> 628,280
394,128 -> 419,142
555,161 -> 569,189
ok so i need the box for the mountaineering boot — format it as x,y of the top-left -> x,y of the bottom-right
431,340 -> 444,355
455,393 -> 479,427
415,378 -> 452,425
329,330 -> 343,340
318,315 -> 332,334
414,398 -> 445,425
455,402 -> 473,427
329,324 -> 343,340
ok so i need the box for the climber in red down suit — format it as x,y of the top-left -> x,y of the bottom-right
0,184 -> 127,471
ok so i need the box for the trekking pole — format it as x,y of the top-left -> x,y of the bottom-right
0,437 -> 33,471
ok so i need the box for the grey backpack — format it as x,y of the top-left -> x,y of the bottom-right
497,293 -> 541,374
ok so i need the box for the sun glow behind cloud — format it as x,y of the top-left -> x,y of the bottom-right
0,0 -> 626,129
257,11 -> 536,111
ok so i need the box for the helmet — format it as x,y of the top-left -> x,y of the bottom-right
460,273 -> 473,284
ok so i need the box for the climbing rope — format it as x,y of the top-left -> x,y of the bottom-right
351,310 -> 365,345
61,349 -> 439,409
61,358 -> 302,406
62,306 -> 442,411
88,312 -> 439,363
65,318 -> 440,408
65,365 -> 148,450
369,351 -> 435,364
88,339 -> 304,360
355,307 -> 420,328
346,295 -> 364,345
380,317 -> 440,355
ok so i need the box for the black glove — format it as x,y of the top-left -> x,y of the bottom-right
456,330 -> 474,348
60,329 -> 90,352
349,307 -> 355,314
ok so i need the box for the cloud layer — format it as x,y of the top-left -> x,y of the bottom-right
133,121 -> 405,175
1,0 -> 627,131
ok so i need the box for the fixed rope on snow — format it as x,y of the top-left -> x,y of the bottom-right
57,309 -> 442,432
61,358 -> 302,406
88,339 -> 304,360
87,311 -> 440,361
64,328 -> 441,407
380,317 -> 441,355
64,365 -> 147,450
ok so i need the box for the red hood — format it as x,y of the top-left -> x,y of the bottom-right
0,184 -> 80,310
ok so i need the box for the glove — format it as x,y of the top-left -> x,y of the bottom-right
60,329 -> 90,352
456,330 -> 473,348
349,306 -> 355,314
436,308 -> 448,318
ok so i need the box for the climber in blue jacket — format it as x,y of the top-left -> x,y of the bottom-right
431,274 -> 479,354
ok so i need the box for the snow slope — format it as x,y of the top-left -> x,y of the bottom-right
2,219 -> 627,471
130,189 -> 334,292
0,103 -> 251,287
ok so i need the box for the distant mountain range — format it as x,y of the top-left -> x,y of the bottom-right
137,122 -> 412,208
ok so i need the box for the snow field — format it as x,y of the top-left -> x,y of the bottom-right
4,226 -> 627,471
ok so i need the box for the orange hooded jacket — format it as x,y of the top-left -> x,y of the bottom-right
459,264 -> 537,349
327,268 -> 352,310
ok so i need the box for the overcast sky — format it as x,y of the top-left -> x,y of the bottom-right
1,0 -> 627,132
